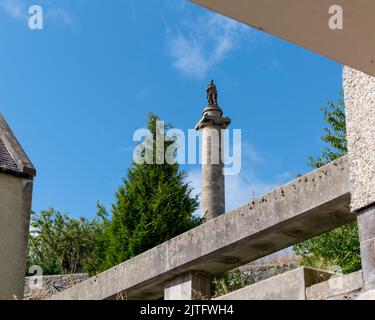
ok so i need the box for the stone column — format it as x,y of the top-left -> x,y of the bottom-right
344,66 -> 375,290
164,271 -> 211,300
196,81 -> 231,220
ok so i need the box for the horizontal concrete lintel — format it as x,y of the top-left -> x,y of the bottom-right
306,270 -> 364,300
215,267 -> 334,300
50,156 -> 354,300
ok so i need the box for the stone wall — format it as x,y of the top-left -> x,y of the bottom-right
0,172 -> 34,299
239,263 -> 298,282
24,274 -> 88,300
343,66 -> 375,212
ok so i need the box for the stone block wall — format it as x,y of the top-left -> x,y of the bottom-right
239,263 -> 298,282
24,274 -> 88,300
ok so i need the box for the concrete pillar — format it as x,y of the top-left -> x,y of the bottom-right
343,66 -> 375,291
164,271 -> 211,300
0,114 -> 36,299
196,81 -> 231,220
357,207 -> 375,290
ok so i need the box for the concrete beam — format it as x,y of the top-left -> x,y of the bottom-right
306,271 -> 364,300
189,0 -> 375,77
215,267 -> 334,300
50,156 -> 354,300
357,207 -> 375,290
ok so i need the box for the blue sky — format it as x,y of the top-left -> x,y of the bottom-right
0,0 -> 342,219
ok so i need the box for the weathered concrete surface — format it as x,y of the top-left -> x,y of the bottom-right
306,271 -> 364,300
343,66 -> 375,212
50,156 -> 354,300
357,289 -> 375,300
343,67 -> 375,290
190,1 -> 375,77
216,267 -> 333,300
357,207 -> 375,290
164,271 -> 211,300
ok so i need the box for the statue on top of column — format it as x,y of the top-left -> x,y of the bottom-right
206,80 -> 218,106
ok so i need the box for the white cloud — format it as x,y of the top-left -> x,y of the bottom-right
0,0 -> 26,19
276,171 -> 293,183
45,6 -> 74,27
167,12 -> 250,79
242,141 -> 265,165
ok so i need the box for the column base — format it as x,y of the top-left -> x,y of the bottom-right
164,271 -> 211,300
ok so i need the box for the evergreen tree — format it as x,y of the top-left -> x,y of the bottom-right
89,114 -> 201,273
294,92 -> 361,274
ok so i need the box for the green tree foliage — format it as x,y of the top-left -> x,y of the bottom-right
308,92 -> 347,167
294,224 -> 360,274
27,208 -> 103,275
294,92 -> 361,274
87,114 -> 201,273
212,269 -> 255,298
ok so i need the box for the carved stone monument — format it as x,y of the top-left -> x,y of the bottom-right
196,80 -> 231,221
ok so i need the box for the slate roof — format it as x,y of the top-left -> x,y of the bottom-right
0,113 -> 36,178
0,137 -> 19,171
